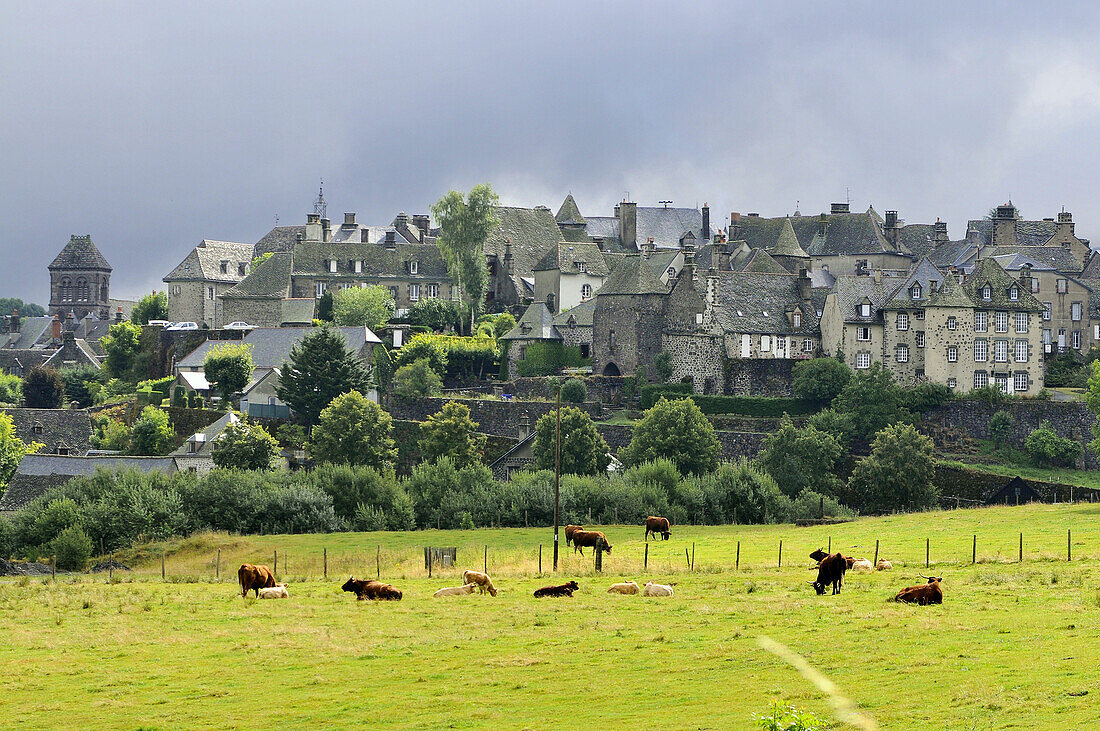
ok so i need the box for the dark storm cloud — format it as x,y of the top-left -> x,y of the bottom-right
3,1 -> 1100,302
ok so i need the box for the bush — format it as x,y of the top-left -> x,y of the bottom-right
757,414 -> 844,498
904,382 -> 954,413
23,365 -> 65,409
560,378 -> 587,403
130,406 -> 176,455
786,489 -> 855,521
701,460 -> 790,524
654,350 -> 674,383
1025,420 -> 1082,467
51,526 -> 93,571
848,422 -> 937,514
620,397 -> 721,475
639,383 -> 693,409
1045,351 -> 1088,389
989,409 -> 1015,449
967,385 -> 1009,404
791,357 -> 851,405
0,372 -> 21,406
394,358 -> 444,398
515,341 -> 589,377
409,298 -> 463,333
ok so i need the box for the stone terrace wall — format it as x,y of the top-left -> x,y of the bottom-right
934,463 -> 1100,504
387,397 -> 601,439
725,359 -> 794,397
663,333 -> 724,394
502,376 -> 626,405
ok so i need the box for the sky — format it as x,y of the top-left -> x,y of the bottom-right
4,1 -> 1100,303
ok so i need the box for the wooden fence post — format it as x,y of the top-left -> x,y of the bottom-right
274,550 -> 277,576
324,547 -> 328,579
539,544 -> 542,574
109,554 -> 114,581
778,540 -> 782,568
691,542 -> 695,571
972,534 -> 976,564
595,544 -> 603,573
484,545 -> 488,573
873,540 -> 879,568
735,541 -> 740,570
827,536 -> 831,553
643,543 -> 648,570
216,549 -> 220,579
428,548 -> 432,578
1019,533 -> 1023,563
377,545 -> 380,579
161,552 -> 165,580
685,547 -> 690,568
51,555 -> 56,581
925,538 -> 929,569
1068,529 -> 1072,561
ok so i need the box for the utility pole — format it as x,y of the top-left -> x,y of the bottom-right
553,383 -> 562,571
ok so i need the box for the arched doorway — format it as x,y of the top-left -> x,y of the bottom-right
602,362 -> 621,376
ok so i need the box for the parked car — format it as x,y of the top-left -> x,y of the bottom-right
166,321 -> 199,331
223,321 -> 255,330
147,319 -> 172,327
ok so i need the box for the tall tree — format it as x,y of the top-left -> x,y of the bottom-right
531,406 -> 611,476
309,390 -> 396,470
100,321 -> 145,380
430,184 -> 500,330
619,397 -> 720,475
756,414 -> 844,498
791,357 -> 851,405
23,365 -> 65,408
211,420 -> 281,470
331,285 -> 396,331
0,298 -> 46,317
419,401 -> 487,468
831,362 -> 912,442
847,422 -> 937,514
203,342 -> 253,406
130,292 -> 169,325
129,406 -> 176,455
275,326 -> 370,426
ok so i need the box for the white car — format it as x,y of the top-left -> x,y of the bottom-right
147,319 -> 171,327
223,321 -> 255,330
166,321 -> 199,331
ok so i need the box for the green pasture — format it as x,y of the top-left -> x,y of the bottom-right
3,504 -> 1100,729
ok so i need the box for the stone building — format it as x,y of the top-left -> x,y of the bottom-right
164,239 -> 256,326
484,205 -> 564,308
49,235 -> 112,320
591,256 -> 673,377
533,242 -> 609,313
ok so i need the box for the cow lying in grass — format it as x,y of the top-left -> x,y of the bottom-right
258,583 -> 288,599
607,581 -> 639,595
876,559 -> 893,571
342,577 -> 403,601
433,584 -> 477,598
895,575 -> 943,605
571,530 -> 612,556
642,582 -> 673,597
534,581 -> 579,598
462,570 -> 498,596
851,558 -> 874,572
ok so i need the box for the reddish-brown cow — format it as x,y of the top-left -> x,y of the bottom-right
571,530 -> 612,555
645,516 -> 671,541
238,564 -> 277,598
895,576 -> 943,605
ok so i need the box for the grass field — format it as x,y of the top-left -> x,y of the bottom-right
4,504 -> 1100,729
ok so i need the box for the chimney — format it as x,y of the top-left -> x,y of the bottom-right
343,212 -> 356,227
797,267 -> 812,303
934,219 -> 948,242
361,229 -> 370,243
885,210 -> 898,229
682,244 -> 697,285
384,230 -> 396,250
642,238 -> 655,259
1057,211 -> 1075,243
873,269 -> 883,284
518,413 -> 531,440
702,203 -> 710,240
992,203 -> 1017,246
705,268 -> 719,308
830,202 -> 850,214
115,306 -> 123,322
884,210 -> 899,247
413,214 -> 430,242
1019,263 -> 1033,293
321,218 -> 332,242
305,214 -> 322,242
504,238 -> 513,273
817,212 -> 828,236
729,212 -> 741,240
51,315 -> 61,340
65,310 -> 76,331
716,241 -> 731,271
620,201 -> 637,248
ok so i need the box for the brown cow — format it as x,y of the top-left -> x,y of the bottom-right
564,525 -> 583,546
341,576 -> 403,601
895,575 -> 943,605
238,563 -> 276,598
809,552 -> 848,595
571,530 -> 612,555
645,516 -> 671,541
809,548 -> 828,564
534,580 -> 579,598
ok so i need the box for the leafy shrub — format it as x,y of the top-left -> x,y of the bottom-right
786,489 -> 855,521
654,350 -> 674,383
904,382 -> 954,413
515,341 -> 589,377
967,385 -> 1010,404
560,378 -> 587,403
989,409 -> 1015,449
51,526 -> 93,571
0,371 -> 21,406
639,383 -> 693,409
394,358 -> 443,398
1025,420 -> 1082,467
754,702 -> 826,731
791,357 -> 851,405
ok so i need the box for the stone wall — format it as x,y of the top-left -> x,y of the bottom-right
663,333 -> 724,393
934,463 -> 1100,504
503,376 -> 625,404
387,397 -> 601,438
725,358 -> 795,396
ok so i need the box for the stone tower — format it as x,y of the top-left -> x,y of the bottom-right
49,235 -> 112,320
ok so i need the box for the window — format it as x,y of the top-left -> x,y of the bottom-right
947,378 -> 957,388
1031,278 -> 1040,293
1059,328 -> 1067,349
238,263 -> 247,277
576,261 -> 586,273
427,283 -> 439,298
802,339 -> 815,353
389,286 -> 398,300
856,327 -> 871,341
761,335 -> 771,352
316,281 -> 326,297
910,283 -> 922,299
410,261 -> 419,275
609,329 -> 616,351
947,345 -> 958,362
975,311 -> 988,332
856,352 -> 871,369
1014,372 -> 1029,393
916,331 -> 925,348
859,303 -> 871,317
995,374 -> 1009,394
1057,279 -> 1068,294
220,261 -> 229,274
76,278 -> 88,301
354,260 -> 363,274
995,312 -> 1008,333
32,423 -> 42,435
546,293 -> 556,312
1073,330 -> 1082,349
1015,339 -> 1028,362
1009,285 -> 1019,301
896,345 -> 909,363
897,313 -> 909,331
974,338 -> 988,362
915,368 -> 925,380
994,339 -> 1008,363
581,284 -> 592,300
1072,302 -> 1082,321
793,311 -> 801,327
1043,328 -> 1052,346
915,310 -> 925,320
579,343 -> 590,358
981,284 -> 992,301
1015,312 -> 1028,333
208,286 -> 215,300
1043,302 -> 1052,321
974,371 -> 988,389
947,316 -> 957,331
328,259 -> 337,273
408,284 -> 420,302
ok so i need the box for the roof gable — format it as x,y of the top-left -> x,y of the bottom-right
555,194 -> 587,225
596,256 -> 669,296
50,235 -> 111,271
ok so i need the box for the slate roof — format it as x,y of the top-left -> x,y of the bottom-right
773,218 -> 810,258
987,245 -> 1085,273
222,252 -> 293,299
924,272 -> 973,308
290,241 -> 449,280
641,250 -> 680,279
164,240 -> 256,283
731,208 -> 913,257
742,249 -> 789,274
555,195 -> 587,226
253,225 -> 307,258
0,350 -> 51,376
553,298 -> 596,329
500,303 -> 561,341
0,317 -> 52,349
171,412 -> 238,457
929,240 -> 978,271
0,454 -> 178,511
484,206 -> 564,299
963,258 -> 1045,312
49,235 -> 112,271
596,256 -> 669,296
583,205 -> 708,251
990,253 -> 1057,273
832,276 -> 894,323
711,272 -> 819,335
966,218 -> 1060,248
177,326 -> 380,370
2,408 -> 93,456
898,224 -> 941,260
534,242 -> 610,276
882,258 -> 949,309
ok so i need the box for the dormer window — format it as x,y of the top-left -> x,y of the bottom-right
910,283 -> 922,299
981,284 -> 992,301
581,284 -> 592,300
410,261 -> 419,275
793,311 -> 802,328
220,261 -> 229,274
354,260 -> 363,274
859,302 -> 871,317
238,263 -> 247,277
576,261 -> 586,273
1009,285 -> 1019,301
328,259 -> 337,273
32,423 -> 43,435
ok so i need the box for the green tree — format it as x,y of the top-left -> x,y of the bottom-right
275,326 -> 371,426
531,406 -> 611,476
129,406 -> 176,456
0,298 -> 45,317
989,409 -> 1015,451
430,184 -> 500,330
620,397 -> 721,475
806,408 -> 855,447
560,378 -> 587,403
756,414 -> 844,498
848,422 -> 937,514
309,390 -> 396,470
410,298 -> 463,332
130,292 -> 169,325
51,526 -> 93,571
393,358 -> 443,398
418,401 -> 486,468
832,362 -> 912,441
331,285 -> 396,331
1026,420 -> 1082,467
0,372 -> 22,405
404,457 -> 496,528
0,411 -> 42,491
203,342 -> 253,406
654,350 -> 674,383
23,365 -> 65,408
492,312 -> 516,339
211,419 -> 281,470
393,333 -> 448,374
316,289 -> 335,322
60,365 -> 103,408
372,345 -> 394,395
702,459 -> 790,524
100,321 -> 144,380
791,357 -> 851,405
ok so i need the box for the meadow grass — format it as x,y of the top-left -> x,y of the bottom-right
3,504 -> 1100,729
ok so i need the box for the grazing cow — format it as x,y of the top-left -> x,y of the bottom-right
642,582 -> 674,597
844,556 -> 856,570
433,584 -> 478,598
809,548 -> 828,564
534,581 -> 579,598
876,559 -> 893,571
851,558 -> 874,572
341,576 -> 403,601
258,584 -> 288,599
895,575 -> 943,605
564,525 -> 583,546
462,570 -> 499,597
571,530 -> 612,555
238,563 -> 277,598
809,552 -> 848,595
607,581 -> 640,595
644,516 -> 671,541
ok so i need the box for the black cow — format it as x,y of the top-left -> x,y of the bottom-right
809,552 -> 847,595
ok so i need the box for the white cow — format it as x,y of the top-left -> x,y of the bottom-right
851,558 -> 874,572
258,584 -> 288,599
876,559 -> 893,571
433,584 -> 478,598
606,581 -> 640,595
642,582 -> 673,597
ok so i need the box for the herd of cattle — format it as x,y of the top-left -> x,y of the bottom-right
236,517 -> 944,606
